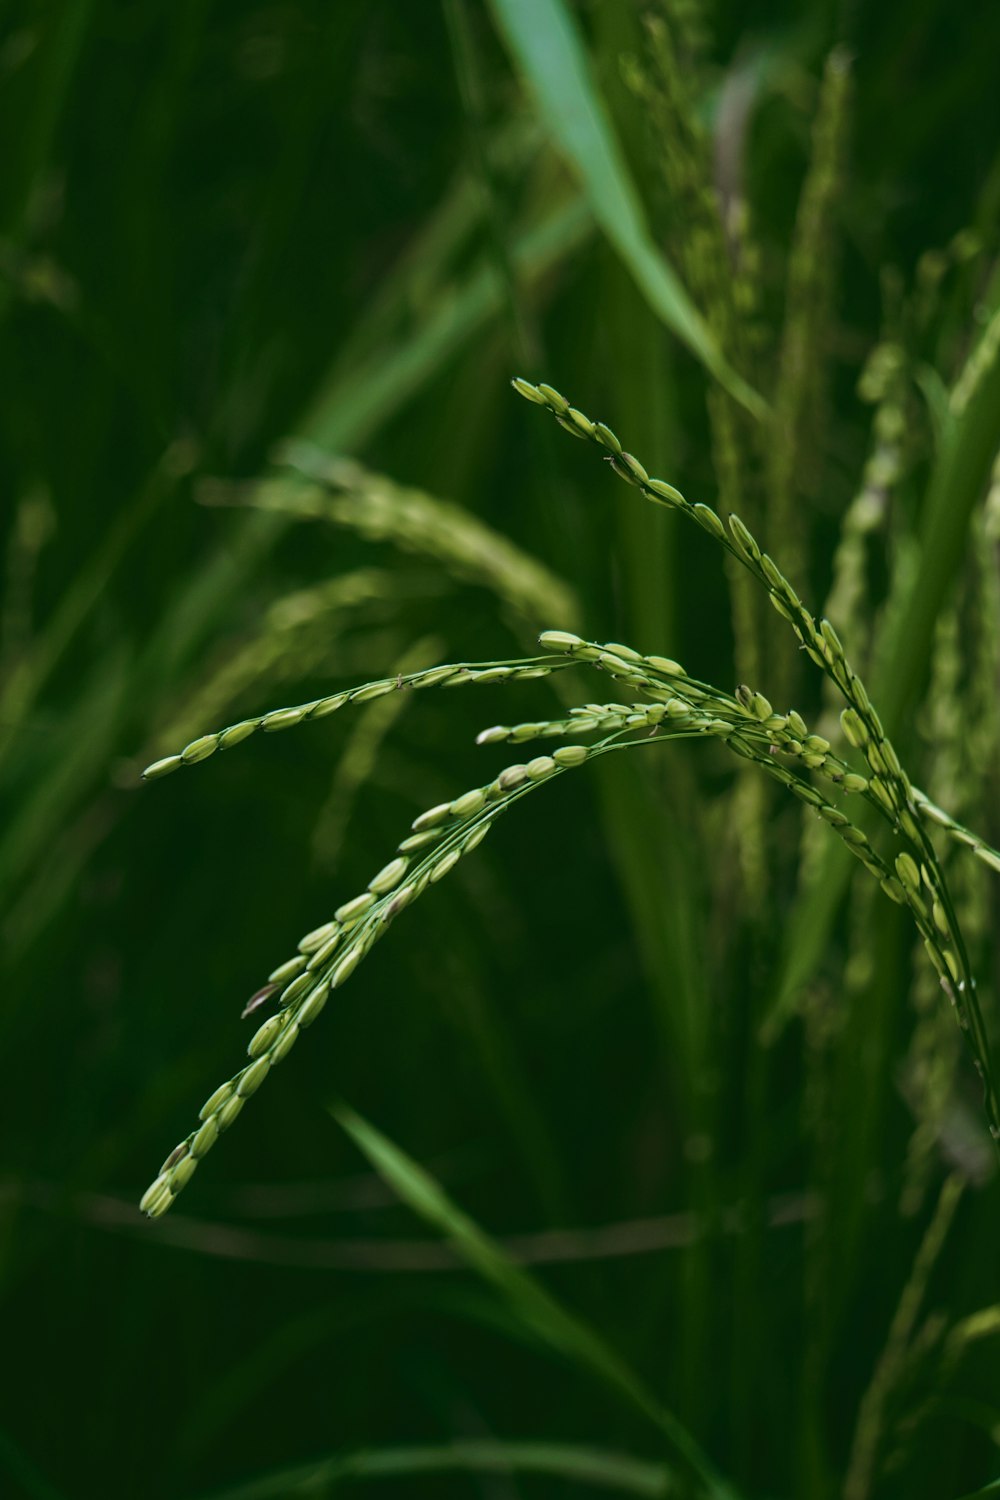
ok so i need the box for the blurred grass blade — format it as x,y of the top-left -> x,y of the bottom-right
0,455 -> 175,766
334,1104 -> 738,1499
144,191 -> 592,685
300,193 -> 592,451
202,1439 -> 672,1499
0,1429 -> 66,1500
0,651 -> 127,917
843,1175 -> 963,1500
875,268 -> 1000,728
0,0 -> 93,253
487,0 -> 765,418
237,454 -> 581,629
443,0 -> 538,366
767,268 -> 1000,1037
767,48 -> 851,590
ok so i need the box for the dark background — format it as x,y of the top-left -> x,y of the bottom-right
2,2 -> 999,1497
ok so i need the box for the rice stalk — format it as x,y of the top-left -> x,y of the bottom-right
768,47 -> 852,598
138,376 -> 1000,1215
843,1174 -> 964,1500
951,299 -> 1000,418
207,451 -> 579,631
821,339 -> 908,676
139,611 -> 964,1216
624,13 -> 764,689
600,16 -> 774,928
512,377 -> 1000,1142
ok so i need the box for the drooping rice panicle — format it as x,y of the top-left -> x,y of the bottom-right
141,656 -> 577,781
140,667 -> 907,1219
139,371 -> 1000,1217
140,723 -> 662,1216
135,617 -> 893,1217
207,448 -> 580,631
512,378 -> 1000,1142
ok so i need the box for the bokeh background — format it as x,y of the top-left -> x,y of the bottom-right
2,2 -> 1000,1497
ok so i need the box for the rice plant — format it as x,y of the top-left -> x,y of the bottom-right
138,377 -> 1000,1216
5,4 -> 1000,1499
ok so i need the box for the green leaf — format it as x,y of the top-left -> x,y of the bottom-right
300,193 -> 592,452
488,0 -> 766,418
200,1439 -> 672,1499
333,1103 -> 739,1500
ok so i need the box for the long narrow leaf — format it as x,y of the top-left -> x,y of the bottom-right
334,1103 -> 739,1500
488,0 -> 766,418
202,1439 -> 672,1499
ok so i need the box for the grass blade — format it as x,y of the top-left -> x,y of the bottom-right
487,0 -> 765,418
200,1439 -> 672,1499
299,193 -> 592,451
334,1103 -> 739,1499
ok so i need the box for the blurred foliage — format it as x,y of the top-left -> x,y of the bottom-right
2,1 -> 1000,1497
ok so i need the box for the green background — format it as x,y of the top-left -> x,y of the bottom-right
2,2 -> 999,1497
